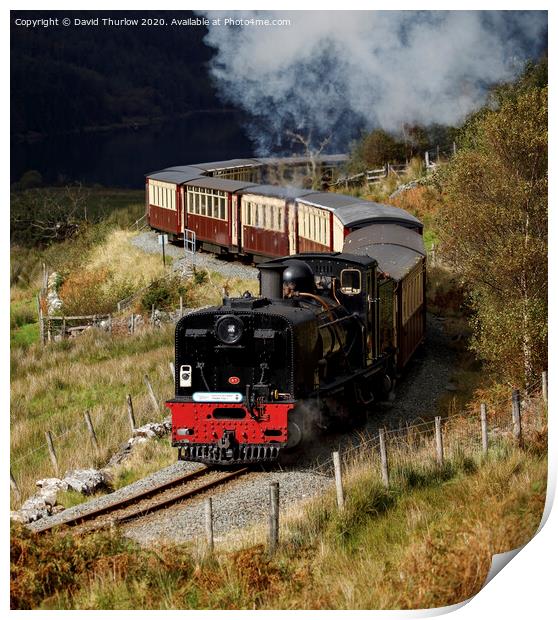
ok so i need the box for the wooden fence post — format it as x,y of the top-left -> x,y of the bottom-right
36,295 -> 45,346
512,389 -> 522,446
405,421 -> 413,446
169,362 -> 175,379
268,482 -> 279,554
130,314 -> 135,334
126,394 -> 136,432
542,371 -> 548,406
84,411 -> 100,453
434,417 -> 444,466
378,428 -> 390,487
151,304 -> 155,326
179,296 -> 184,318
205,497 -> 214,553
45,431 -> 59,475
144,375 -> 160,415
480,403 -> 488,456
332,451 -> 345,510
10,470 -> 21,501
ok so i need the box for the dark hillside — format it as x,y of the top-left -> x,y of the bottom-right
11,11 -> 222,138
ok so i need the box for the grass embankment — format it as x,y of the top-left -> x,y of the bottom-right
11,327 -> 177,502
11,195 -> 258,503
11,188 -> 145,288
10,188 -> 145,346
11,426 -> 547,609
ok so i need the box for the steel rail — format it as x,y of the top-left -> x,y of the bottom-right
101,467 -> 249,529
34,466 -> 247,533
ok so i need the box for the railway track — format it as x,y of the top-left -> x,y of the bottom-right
33,466 -> 249,535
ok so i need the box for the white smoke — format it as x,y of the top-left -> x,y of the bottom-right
198,10 -> 546,154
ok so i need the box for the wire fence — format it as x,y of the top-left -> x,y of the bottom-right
10,365 -> 173,504
309,374 -> 546,478
330,143 -> 459,188
10,365 -> 548,517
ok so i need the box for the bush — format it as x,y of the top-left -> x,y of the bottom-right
58,268 -> 114,315
140,276 -> 188,313
16,170 -> 43,190
426,265 -> 465,316
192,269 -> 208,285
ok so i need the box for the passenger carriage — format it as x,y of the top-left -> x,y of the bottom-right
145,156 -> 422,260
293,193 -> 424,255
183,177 -> 258,254
237,185 -> 314,261
343,224 -> 426,371
145,167 -> 203,240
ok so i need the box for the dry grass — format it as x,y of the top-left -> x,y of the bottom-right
10,326 -> 176,504
109,438 -> 176,490
10,425 -> 546,610
87,230 -> 168,293
388,184 -> 444,221
10,227 -> 258,503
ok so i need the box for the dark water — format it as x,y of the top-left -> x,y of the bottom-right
11,111 -> 255,189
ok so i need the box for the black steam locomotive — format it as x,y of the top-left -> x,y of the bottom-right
166,224 -> 426,464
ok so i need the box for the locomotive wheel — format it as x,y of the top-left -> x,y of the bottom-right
285,407 -> 305,450
376,367 -> 397,402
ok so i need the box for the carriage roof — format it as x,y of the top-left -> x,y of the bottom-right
343,224 -> 425,281
184,177 -> 259,192
189,158 -> 261,172
238,184 -> 315,200
146,168 -> 204,184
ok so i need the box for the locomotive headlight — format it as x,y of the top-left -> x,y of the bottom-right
215,315 -> 244,345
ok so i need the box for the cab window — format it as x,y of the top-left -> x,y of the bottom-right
340,269 -> 362,295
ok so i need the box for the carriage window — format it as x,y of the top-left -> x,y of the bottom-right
340,269 -> 362,295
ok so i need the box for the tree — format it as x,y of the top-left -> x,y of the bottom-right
286,129 -> 331,190
401,124 -> 429,161
348,129 -> 406,173
11,184 -> 90,246
438,85 -> 547,387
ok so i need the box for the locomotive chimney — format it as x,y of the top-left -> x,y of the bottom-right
258,263 -> 284,299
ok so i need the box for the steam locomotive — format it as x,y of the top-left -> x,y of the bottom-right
166,222 -> 426,465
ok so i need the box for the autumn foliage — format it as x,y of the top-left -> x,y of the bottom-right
438,81 -> 547,387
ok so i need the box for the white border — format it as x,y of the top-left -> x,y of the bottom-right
4,3 -> 554,618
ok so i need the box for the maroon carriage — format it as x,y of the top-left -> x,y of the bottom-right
183,177 -> 258,255
145,167 -> 203,240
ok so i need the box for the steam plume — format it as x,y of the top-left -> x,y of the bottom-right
198,11 -> 547,154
